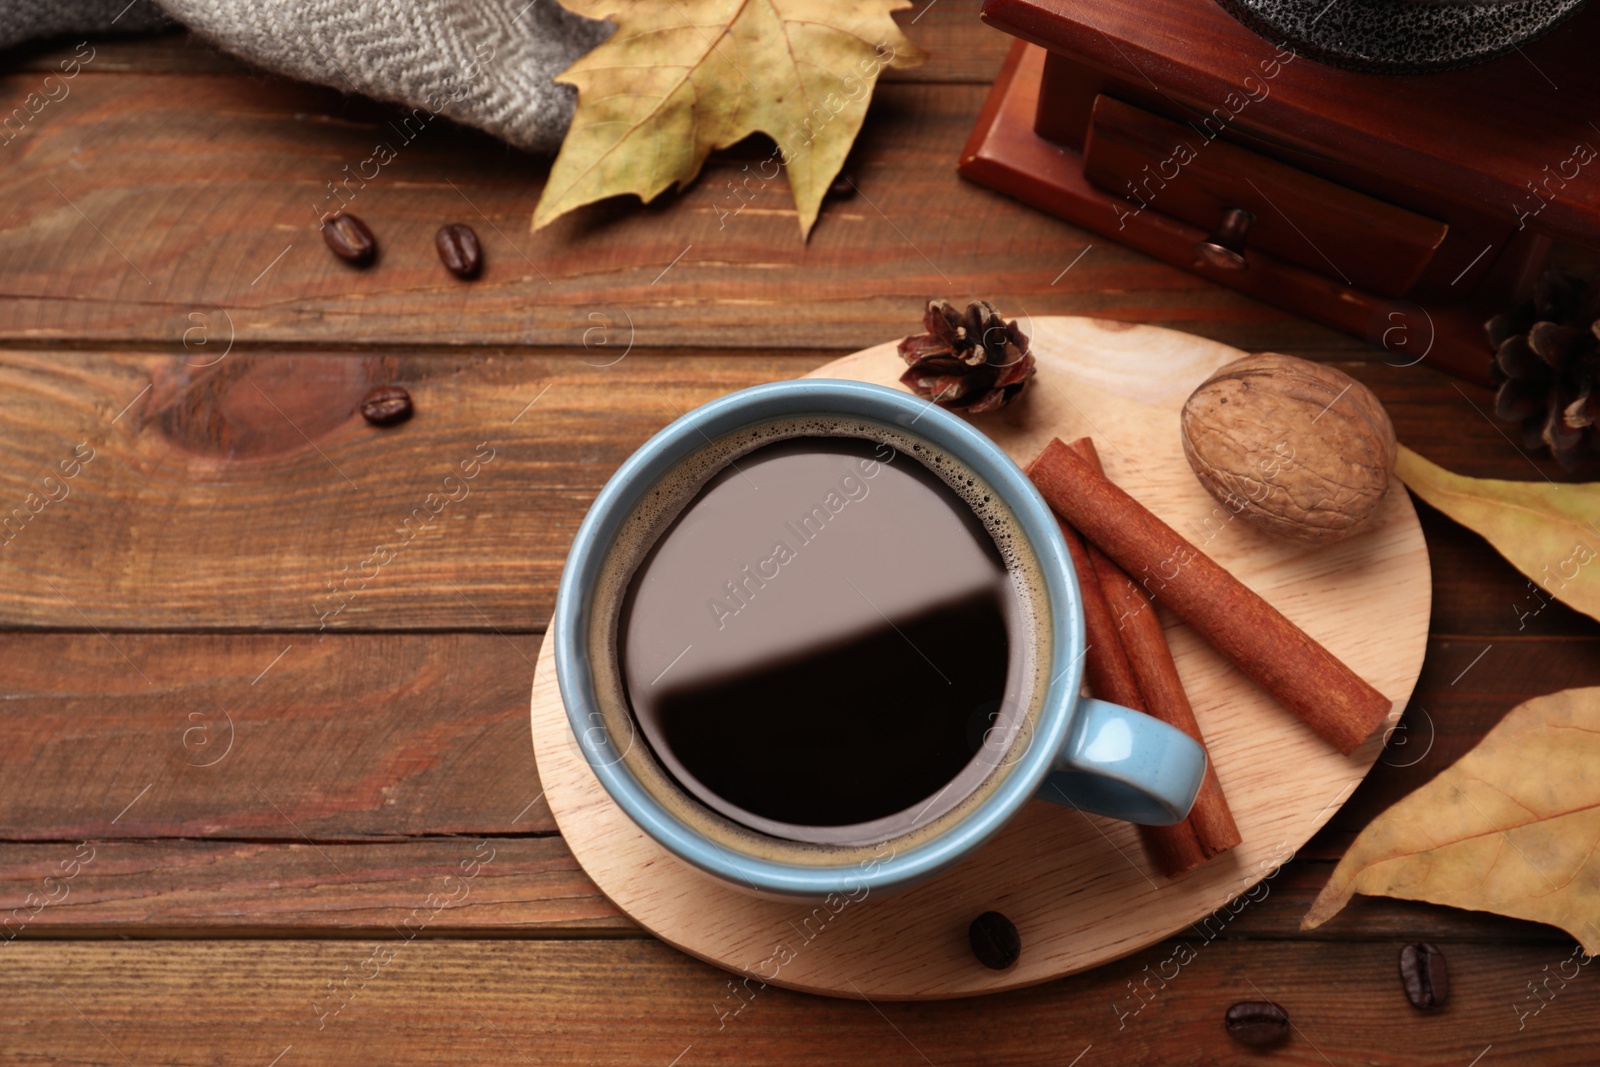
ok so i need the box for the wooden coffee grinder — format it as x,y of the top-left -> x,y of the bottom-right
960,0 -> 1600,382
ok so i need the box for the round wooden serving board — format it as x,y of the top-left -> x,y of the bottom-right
529,317 -> 1430,999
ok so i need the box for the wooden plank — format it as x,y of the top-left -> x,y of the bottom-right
0,352 -> 808,631
3,629 -> 1588,842
0,69 -> 1364,353
0,838 -> 1562,943
4,3 -> 1013,84
5,32 -> 247,75
0,633 -> 556,839
2,632 -> 1593,943
0,837 -> 630,938
8,625 -> 1580,840
2,939 -> 1595,1061
0,353 -> 1591,633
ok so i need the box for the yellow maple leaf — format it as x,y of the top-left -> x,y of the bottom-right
533,0 -> 925,237
1303,686 -> 1600,953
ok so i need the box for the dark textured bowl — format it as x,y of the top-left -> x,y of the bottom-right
1213,0 -> 1589,73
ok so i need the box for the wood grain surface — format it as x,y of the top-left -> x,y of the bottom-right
2,3 -> 1599,1061
4,940 -> 1598,1065
0,31 -> 1407,358
0,633 -> 554,839
0,75 -> 1284,352
0,836 -> 1577,943
0,837 -> 631,937
0,354 -> 1589,633
6,6 -> 1013,84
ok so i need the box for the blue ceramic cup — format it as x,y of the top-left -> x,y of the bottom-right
554,379 -> 1205,898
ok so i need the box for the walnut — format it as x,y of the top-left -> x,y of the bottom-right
1180,353 -> 1397,544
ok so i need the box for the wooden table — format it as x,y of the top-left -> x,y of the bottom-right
1,7 -> 1596,1062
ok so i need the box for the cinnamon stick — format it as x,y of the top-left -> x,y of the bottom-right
1026,455 -> 1208,877
1053,519 -> 1145,711
1070,438 -> 1241,864
1027,437 -> 1391,755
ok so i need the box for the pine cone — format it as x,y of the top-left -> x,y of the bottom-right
1487,267 -> 1600,470
898,300 -> 1035,414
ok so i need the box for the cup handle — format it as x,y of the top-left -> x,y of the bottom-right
1037,697 -> 1206,826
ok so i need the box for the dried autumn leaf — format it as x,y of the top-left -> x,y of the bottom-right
1303,686 -> 1600,953
1395,445 -> 1600,623
534,0 -> 925,237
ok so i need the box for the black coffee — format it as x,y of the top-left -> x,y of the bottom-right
619,435 -> 1020,836
651,587 -> 1009,825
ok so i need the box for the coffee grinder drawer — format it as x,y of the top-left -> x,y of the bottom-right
1082,95 -> 1449,297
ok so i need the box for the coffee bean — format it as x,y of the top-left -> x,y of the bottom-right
435,223 -> 482,279
1225,1001 -> 1289,1047
1399,942 -> 1449,1009
826,173 -> 857,200
968,911 -> 1020,970
360,385 -> 412,426
322,212 -> 376,266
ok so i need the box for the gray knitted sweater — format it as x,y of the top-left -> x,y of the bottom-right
0,0 -> 610,152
